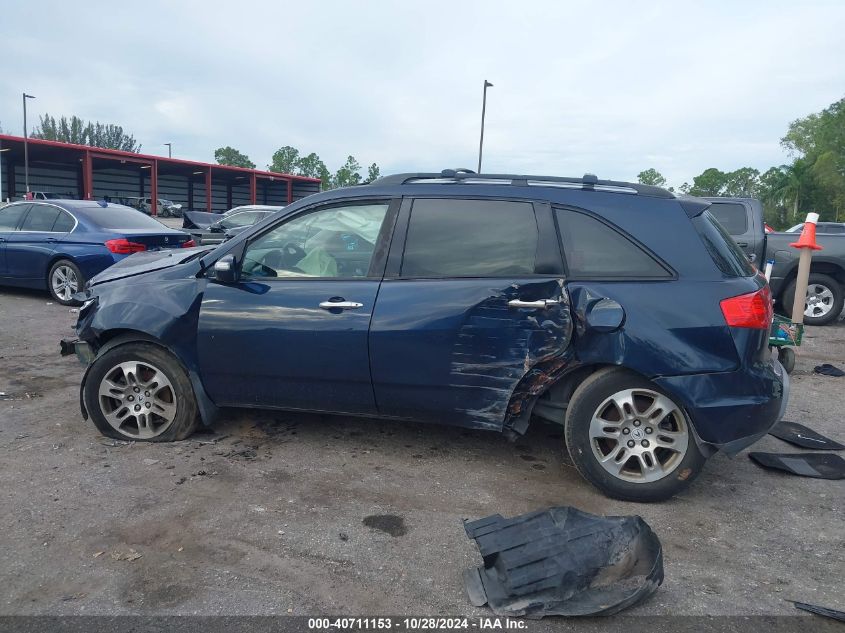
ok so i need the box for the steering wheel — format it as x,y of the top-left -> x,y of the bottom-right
281,242 -> 307,268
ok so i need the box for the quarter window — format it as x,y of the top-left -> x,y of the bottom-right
401,199 -> 538,277
20,204 -> 61,232
242,203 -> 389,279
52,211 -> 75,232
556,208 -> 670,278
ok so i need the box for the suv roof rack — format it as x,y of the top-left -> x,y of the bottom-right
371,169 -> 675,198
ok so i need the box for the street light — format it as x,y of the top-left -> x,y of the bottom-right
477,80 -> 493,174
164,143 -> 172,158
23,92 -> 35,194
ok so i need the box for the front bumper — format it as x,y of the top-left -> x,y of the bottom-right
60,339 -> 95,365
654,357 -> 789,456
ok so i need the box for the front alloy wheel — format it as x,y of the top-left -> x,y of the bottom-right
98,361 -> 178,439
84,343 -> 199,442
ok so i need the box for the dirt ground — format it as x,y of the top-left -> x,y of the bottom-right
0,285 -> 843,619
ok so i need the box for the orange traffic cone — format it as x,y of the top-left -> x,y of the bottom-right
789,213 -> 823,251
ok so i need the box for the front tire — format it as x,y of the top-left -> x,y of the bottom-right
48,259 -> 84,306
564,368 -> 706,502
781,273 -> 843,326
84,343 -> 199,442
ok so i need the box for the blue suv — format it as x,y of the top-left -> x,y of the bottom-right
63,170 -> 788,501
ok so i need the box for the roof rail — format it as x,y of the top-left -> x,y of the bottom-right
370,169 -> 675,198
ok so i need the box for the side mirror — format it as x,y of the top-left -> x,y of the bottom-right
210,222 -> 223,233
213,254 -> 238,283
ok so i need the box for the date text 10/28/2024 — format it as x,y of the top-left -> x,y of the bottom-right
308,618 -> 528,630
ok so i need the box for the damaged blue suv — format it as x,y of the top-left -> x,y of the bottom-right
62,170 -> 788,501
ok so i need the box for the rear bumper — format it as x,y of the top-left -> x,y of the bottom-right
653,356 -> 789,455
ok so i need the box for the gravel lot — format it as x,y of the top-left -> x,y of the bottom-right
0,286 -> 842,619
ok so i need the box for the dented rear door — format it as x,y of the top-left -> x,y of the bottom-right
369,197 -> 573,430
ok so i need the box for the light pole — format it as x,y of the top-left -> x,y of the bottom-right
164,142 -> 172,158
477,80 -> 493,174
23,92 -> 35,194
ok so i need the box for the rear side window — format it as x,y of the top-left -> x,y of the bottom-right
0,205 -> 29,231
20,204 -> 61,231
708,202 -> 748,235
555,208 -> 670,278
401,199 -> 538,277
693,210 -> 756,278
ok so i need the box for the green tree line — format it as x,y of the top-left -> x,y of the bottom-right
638,97 -> 845,228
32,114 -> 141,152
215,144 -> 380,191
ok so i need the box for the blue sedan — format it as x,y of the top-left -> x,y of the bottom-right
0,200 -> 193,305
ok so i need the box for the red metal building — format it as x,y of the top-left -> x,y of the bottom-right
0,134 -> 321,214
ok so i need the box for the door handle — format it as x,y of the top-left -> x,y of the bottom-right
736,242 -> 749,247
508,298 -> 560,309
46,237 -> 58,243
319,300 -> 363,310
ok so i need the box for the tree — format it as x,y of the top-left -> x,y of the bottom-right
722,167 -> 760,198
367,163 -> 381,182
268,146 -> 301,174
637,168 -> 666,187
763,160 -> 810,224
333,155 -> 362,188
214,146 -> 255,169
297,152 -> 329,180
32,114 -> 140,152
688,168 -> 728,196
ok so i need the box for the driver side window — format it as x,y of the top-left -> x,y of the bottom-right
241,203 -> 389,279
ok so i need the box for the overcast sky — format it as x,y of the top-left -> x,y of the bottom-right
2,0 -> 844,187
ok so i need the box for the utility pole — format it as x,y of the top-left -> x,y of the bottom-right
164,142 -> 172,158
477,80 -> 493,174
23,92 -> 35,194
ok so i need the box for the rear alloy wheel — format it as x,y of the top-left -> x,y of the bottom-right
84,343 -> 198,442
781,273 -> 843,326
565,368 -> 706,502
48,259 -> 84,306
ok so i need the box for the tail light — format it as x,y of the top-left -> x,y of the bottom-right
720,285 -> 773,329
181,239 -> 196,248
105,238 -> 147,254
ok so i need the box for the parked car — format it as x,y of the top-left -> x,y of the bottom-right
785,221 -> 845,234
0,200 -> 194,305
138,197 -> 183,218
184,205 -> 284,246
63,170 -> 788,502
27,191 -> 67,201
704,197 -> 845,325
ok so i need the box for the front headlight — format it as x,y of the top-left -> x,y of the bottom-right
80,297 -> 98,314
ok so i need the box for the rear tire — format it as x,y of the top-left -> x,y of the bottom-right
781,273 -> 843,326
564,367 -> 706,502
48,259 -> 84,306
84,343 -> 198,442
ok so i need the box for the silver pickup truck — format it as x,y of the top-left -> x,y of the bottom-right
705,197 -> 845,325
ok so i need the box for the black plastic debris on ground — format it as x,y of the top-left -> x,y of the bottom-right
769,421 -> 845,450
749,452 -> 845,479
463,506 -> 663,618
814,363 -> 845,377
791,600 -> 845,622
